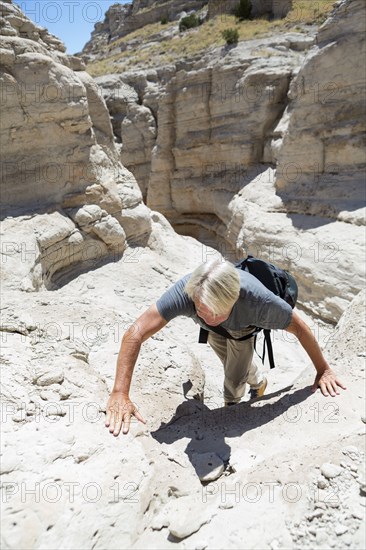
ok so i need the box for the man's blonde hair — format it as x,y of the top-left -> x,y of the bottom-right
185,259 -> 240,315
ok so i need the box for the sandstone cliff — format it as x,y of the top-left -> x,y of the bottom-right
0,0 -> 151,291
275,0 -> 366,225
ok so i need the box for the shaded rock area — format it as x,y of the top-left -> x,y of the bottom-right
208,0 -> 293,20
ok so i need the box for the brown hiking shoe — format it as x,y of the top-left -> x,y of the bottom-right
249,377 -> 268,399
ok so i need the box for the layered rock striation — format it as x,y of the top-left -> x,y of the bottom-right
0,0 -> 152,290
274,0 -> 366,225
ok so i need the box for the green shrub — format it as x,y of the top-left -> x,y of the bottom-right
233,0 -> 252,21
222,28 -> 239,45
160,16 -> 168,25
179,14 -> 199,32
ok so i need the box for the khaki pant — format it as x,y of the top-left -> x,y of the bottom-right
208,329 -> 264,404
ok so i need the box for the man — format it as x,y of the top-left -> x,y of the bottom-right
105,259 -> 346,437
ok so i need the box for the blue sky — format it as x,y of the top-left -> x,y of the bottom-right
14,1 -> 130,54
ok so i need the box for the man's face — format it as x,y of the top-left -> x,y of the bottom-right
194,300 -> 232,326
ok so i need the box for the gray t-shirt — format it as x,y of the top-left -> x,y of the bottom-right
156,270 -> 293,336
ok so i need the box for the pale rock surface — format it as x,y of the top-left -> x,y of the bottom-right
1,163 -> 365,549
320,463 -> 342,480
2,213 -> 365,549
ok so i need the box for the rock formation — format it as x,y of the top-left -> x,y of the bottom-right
0,0 -> 151,291
81,0 -> 208,60
274,0 -> 366,225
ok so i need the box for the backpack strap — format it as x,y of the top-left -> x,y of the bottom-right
253,329 -> 276,369
198,325 -> 261,343
263,329 -> 275,369
198,328 -> 209,344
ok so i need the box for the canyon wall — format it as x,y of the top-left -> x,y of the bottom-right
274,0 -> 366,225
0,0 -> 151,291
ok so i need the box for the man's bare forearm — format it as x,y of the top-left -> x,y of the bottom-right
297,325 -> 329,374
286,311 -> 329,374
112,328 -> 142,398
110,305 -> 168,399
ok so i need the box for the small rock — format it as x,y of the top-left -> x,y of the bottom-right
59,387 -> 72,400
361,416 -> 366,424
342,446 -> 359,459
317,477 -> 328,489
314,502 -> 327,510
35,367 -> 64,386
219,501 -> 234,510
320,463 -> 342,479
335,524 -> 348,536
12,411 -> 25,422
357,472 -> 366,495
168,497 -> 212,539
351,510 -> 364,520
191,452 -> 224,482
306,510 -> 323,521
328,501 -> 340,508
40,390 -> 60,401
342,534 -> 353,546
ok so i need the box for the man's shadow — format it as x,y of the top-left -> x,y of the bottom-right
151,384 -> 313,481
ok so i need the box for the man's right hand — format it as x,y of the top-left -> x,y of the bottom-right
105,391 -> 146,436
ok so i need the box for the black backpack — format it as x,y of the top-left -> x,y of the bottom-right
198,255 -> 298,369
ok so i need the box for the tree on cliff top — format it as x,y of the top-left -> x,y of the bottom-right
233,0 -> 253,20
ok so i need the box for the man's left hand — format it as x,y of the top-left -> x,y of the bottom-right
312,368 -> 346,397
